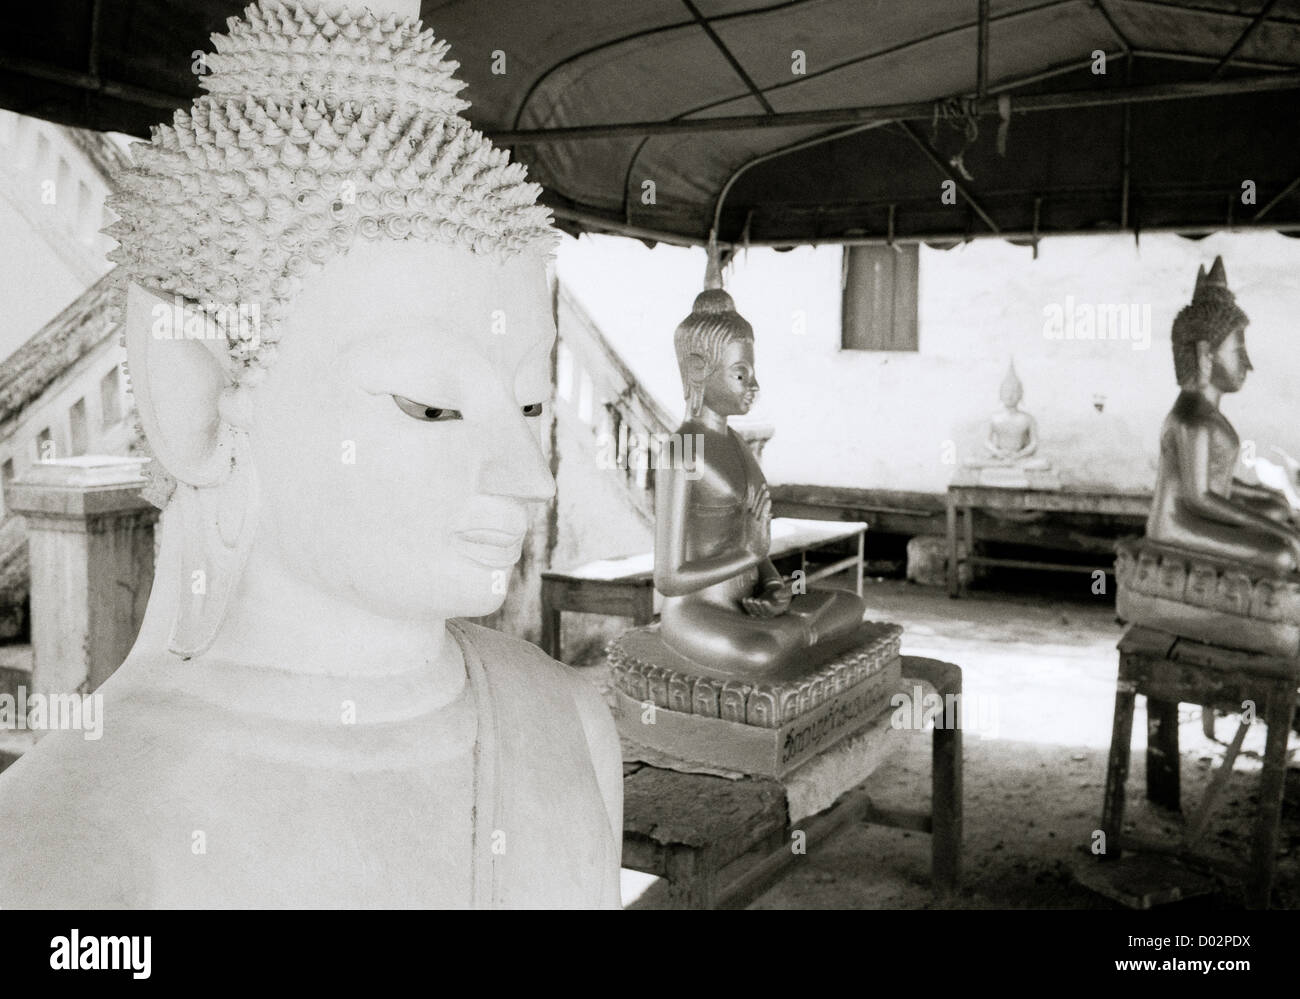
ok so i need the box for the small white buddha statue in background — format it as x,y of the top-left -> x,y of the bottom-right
0,0 -> 622,909
985,360 -> 1041,463
957,358 -> 1056,487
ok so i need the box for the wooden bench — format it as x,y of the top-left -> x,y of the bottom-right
945,483 -> 1151,597
621,655 -> 962,908
540,517 -> 867,660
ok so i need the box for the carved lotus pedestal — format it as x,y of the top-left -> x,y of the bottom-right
1116,538 -> 1300,658
608,621 -> 903,778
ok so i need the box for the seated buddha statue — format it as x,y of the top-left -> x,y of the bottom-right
0,0 -> 621,909
1146,256 -> 1300,573
985,360 -> 1043,464
653,257 -> 867,677
956,359 -> 1054,487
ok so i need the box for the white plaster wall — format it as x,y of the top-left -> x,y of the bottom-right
558,230 -> 1300,494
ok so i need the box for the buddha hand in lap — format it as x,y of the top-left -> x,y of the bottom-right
652,273 -> 867,678
1147,257 -> 1300,574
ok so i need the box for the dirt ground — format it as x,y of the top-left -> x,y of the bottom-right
599,578 -> 1300,909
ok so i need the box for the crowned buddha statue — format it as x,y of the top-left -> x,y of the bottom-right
1117,257 -> 1300,657
606,251 -> 901,779
0,0 -> 622,908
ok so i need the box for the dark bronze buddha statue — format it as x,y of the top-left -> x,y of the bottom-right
652,259 -> 867,677
1146,256 -> 1300,573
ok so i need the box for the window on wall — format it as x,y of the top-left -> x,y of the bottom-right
69,398 -> 88,456
100,367 -> 122,429
841,245 -> 919,351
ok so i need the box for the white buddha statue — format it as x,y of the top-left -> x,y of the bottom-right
0,0 -> 622,908
957,358 -> 1056,488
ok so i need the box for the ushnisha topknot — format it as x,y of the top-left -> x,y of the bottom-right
106,0 -> 558,381
673,239 -> 754,412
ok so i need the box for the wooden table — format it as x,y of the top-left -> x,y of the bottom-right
541,517 -> 867,660
621,655 -> 962,909
945,483 -> 1151,597
1098,625 -> 1299,908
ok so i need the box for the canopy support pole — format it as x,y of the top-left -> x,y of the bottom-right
1120,57 -> 1132,229
680,0 -> 775,114
1212,0 -> 1281,79
1253,170 -> 1300,222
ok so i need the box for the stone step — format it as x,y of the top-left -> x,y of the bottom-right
0,644 -> 33,702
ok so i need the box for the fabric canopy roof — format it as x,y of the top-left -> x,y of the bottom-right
2,0 -> 1299,248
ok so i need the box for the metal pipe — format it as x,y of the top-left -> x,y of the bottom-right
554,205 -> 1300,249
732,219 -> 1300,248
1212,0 -> 1282,79
0,54 -> 187,112
1253,170 -> 1300,222
977,0 -> 990,98
489,72 -> 1300,143
899,121 -> 1001,234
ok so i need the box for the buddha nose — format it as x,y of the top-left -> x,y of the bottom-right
477,408 -> 555,502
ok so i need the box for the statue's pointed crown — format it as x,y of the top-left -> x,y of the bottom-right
1190,255 -> 1235,308
999,357 -> 1023,407
106,0 -> 557,379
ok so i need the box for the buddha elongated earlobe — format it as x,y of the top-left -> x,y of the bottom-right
123,282 -> 260,657
686,383 -> 704,418
169,452 -> 259,658
683,353 -> 709,417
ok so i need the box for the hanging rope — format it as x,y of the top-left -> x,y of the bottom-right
996,94 -> 1012,157
930,96 -> 980,181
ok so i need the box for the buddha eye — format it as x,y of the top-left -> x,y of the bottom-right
392,394 -> 463,422
522,402 -> 545,418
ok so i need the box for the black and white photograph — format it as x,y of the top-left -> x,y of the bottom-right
0,0 -> 1296,977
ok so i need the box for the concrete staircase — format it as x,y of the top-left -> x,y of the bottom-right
0,642 -> 33,773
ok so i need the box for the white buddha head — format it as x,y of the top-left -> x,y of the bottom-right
110,0 -> 558,655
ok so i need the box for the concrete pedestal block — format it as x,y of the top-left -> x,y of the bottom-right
5,457 -> 157,706
907,534 -> 971,587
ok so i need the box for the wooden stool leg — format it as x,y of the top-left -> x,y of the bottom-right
932,720 -> 962,890
1101,680 -> 1137,859
962,506 -> 975,590
539,584 -> 562,660
946,495 -> 959,598
664,845 -> 717,910
1146,697 -> 1181,811
1247,684 -> 1296,909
